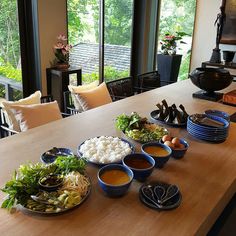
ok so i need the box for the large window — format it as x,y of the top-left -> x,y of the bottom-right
68,0 -> 100,85
157,0 -> 196,80
0,0 -> 22,100
67,0 -> 133,84
104,0 -> 133,82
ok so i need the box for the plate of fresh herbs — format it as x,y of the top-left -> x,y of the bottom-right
1,156 -> 91,215
115,112 -> 168,143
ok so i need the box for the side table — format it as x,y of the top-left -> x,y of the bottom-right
46,66 -> 82,112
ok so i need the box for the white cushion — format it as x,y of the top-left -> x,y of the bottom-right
9,101 -> 62,131
68,81 -> 99,112
1,91 -> 41,132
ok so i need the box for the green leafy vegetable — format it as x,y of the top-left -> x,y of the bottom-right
1,156 -> 87,210
115,112 -> 147,132
115,112 -> 168,143
54,156 -> 87,175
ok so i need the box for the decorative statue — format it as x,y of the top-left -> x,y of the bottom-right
209,0 -> 226,63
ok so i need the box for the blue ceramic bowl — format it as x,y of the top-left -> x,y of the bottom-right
41,147 -> 74,164
160,138 -> 189,159
97,164 -> 133,197
141,142 -> 172,168
171,139 -> 189,159
205,110 -> 230,122
122,153 -> 155,182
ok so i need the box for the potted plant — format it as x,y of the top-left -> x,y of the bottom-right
157,32 -> 188,85
53,34 -> 72,69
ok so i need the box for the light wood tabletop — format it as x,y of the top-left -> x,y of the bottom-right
0,80 -> 236,236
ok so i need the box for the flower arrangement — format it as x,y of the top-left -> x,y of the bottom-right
53,34 -> 72,65
160,32 -> 188,55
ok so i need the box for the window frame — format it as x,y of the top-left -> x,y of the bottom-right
17,0 -> 41,97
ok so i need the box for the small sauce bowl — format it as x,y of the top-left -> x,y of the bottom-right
98,164 -> 133,197
122,153 -> 155,182
39,174 -> 64,192
141,142 -> 172,168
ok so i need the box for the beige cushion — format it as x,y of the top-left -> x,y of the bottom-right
2,91 -> 41,132
9,101 -> 62,132
0,98 -> 6,106
75,82 -> 112,111
68,81 -> 99,112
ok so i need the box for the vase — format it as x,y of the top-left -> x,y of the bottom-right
157,54 -> 182,86
56,63 -> 70,70
223,51 -> 235,63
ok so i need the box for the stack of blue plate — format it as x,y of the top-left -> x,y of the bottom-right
187,114 -> 230,143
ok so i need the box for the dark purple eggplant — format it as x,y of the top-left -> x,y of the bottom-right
156,103 -> 165,121
179,104 -> 189,122
161,99 -> 169,119
172,104 -> 184,124
164,106 -> 175,123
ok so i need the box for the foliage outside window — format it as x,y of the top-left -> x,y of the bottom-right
67,0 -> 132,83
0,0 -> 22,99
158,0 -> 196,81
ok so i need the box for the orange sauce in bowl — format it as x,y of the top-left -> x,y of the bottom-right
100,170 -> 130,185
144,146 -> 169,157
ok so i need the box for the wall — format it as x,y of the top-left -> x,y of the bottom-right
191,0 -> 236,71
37,0 -> 67,95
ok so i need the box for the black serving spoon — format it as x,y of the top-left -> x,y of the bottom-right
45,147 -> 69,157
154,185 -> 179,205
141,185 -> 165,209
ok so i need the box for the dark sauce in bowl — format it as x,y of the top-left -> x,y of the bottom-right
39,174 -> 63,189
124,158 -> 152,169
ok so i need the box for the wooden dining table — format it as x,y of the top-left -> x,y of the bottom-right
0,79 -> 236,236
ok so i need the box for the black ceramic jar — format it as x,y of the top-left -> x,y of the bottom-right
189,67 -> 233,93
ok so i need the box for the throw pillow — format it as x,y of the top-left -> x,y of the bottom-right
68,81 -> 99,112
9,101 -> 62,132
2,91 -> 41,132
75,82 -> 112,111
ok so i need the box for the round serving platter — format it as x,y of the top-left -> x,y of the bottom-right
150,110 -> 187,127
78,136 -> 135,166
139,182 -> 182,211
122,125 -> 169,144
19,176 -> 91,215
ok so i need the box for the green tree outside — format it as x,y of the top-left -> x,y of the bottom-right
158,0 -> 196,80
0,0 -> 22,99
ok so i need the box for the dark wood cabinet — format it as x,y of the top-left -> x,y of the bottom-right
46,67 -> 82,111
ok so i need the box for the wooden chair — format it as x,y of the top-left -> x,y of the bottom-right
0,95 -> 70,138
